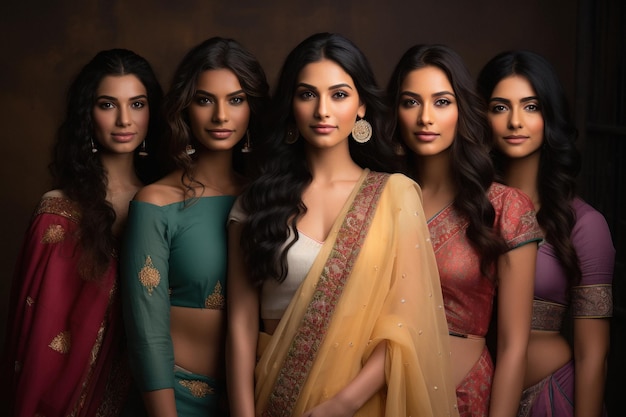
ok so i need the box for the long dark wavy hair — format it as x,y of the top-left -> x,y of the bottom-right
162,37 -> 270,197
477,50 -> 582,285
50,48 -> 163,280
240,32 -> 396,286
387,44 -> 505,278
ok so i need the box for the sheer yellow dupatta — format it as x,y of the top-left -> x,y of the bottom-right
255,171 -> 459,417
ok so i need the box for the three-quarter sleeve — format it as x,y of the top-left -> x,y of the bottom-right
121,201 -> 175,391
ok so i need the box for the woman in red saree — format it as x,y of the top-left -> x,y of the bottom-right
1,49 -> 163,417
226,33 -> 459,417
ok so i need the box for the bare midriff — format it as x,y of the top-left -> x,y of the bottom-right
525,330 -> 571,388
449,334 -> 486,386
170,306 -> 225,379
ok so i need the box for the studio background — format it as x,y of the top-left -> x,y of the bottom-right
1,0 -> 623,414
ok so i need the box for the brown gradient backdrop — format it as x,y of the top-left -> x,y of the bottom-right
0,0 -> 577,350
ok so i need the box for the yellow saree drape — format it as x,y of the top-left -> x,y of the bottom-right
254,171 -> 459,417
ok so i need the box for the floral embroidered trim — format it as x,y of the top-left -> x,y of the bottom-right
205,281 -> 225,310
428,204 -> 464,253
139,256 -> 160,295
36,197 -> 81,222
41,224 -> 65,244
572,284 -> 613,318
49,330 -> 71,354
531,299 -> 567,331
263,171 -> 389,417
70,323 -> 107,416
179,379 -> 214,397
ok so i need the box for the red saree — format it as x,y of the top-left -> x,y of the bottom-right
1,197 -> 130,417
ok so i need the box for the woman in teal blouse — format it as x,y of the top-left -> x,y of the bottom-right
121,37 -> 269,417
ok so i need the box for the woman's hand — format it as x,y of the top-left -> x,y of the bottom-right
300,395 -> 357,417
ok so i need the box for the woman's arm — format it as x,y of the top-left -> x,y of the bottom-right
226,221 -> 260,417
570,205 -> 614,417
573,318 -> 609,417
120,192 -> 177,417
300,342 -> 387,417
140,391 -> 178,417
489,243 -> 536,417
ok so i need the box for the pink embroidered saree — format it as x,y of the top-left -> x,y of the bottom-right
254,172 -> 459,417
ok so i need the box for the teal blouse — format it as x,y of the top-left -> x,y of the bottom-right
121,196 -> 235,391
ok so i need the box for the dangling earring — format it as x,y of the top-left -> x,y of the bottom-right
90,137 -> 98,153
394,141 -> 406,156
186,144 -> 196,155
241,131 -> 252,153
351,118 -> 372,144
138,140 -> 148,157
285,126 -> 299,144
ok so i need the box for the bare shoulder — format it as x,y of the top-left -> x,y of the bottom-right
134,172 -> 185,206
42,189 -> 67,199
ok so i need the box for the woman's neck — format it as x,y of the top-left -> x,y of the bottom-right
191,149 -> 240,195
305,141 -> 363,184
99,152 -> 142,195
99,152 -> 142,237
412,151 -> 456,219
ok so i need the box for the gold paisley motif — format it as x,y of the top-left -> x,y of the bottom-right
139,256 -> 160,295
205,281 -> 225,310
42,224 -> 65,244
178,379 -> 213,397
49,330 -> 71,354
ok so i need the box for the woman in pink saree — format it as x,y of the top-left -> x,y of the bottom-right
387,45 -> 543,417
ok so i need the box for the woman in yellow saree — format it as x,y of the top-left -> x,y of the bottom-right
227,32 -> 459,417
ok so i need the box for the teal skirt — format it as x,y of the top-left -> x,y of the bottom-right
122,366 -> 225,416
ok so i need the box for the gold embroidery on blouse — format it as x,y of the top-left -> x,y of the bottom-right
139,256 -> 160,295
178,379 -> 214,397
205,281 -> 225,310
42,224 -> 65,244
49,330 -> 71,354
26,296 -> 34,306
36,197 -> 81,222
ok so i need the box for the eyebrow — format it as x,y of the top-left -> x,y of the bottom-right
194,89 -> 246,97
489,96 -> 538,103
400,90 -> 455,98
296,82 -> 354,91
96,94 -> 148,101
